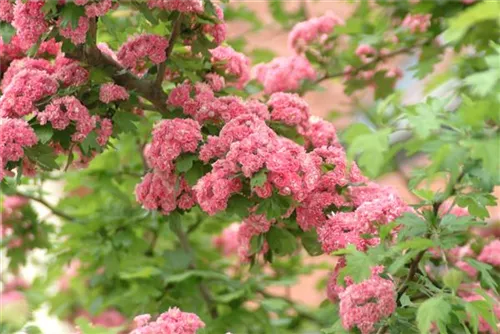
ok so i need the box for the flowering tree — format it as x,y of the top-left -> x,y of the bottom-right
1,0 -> 499,333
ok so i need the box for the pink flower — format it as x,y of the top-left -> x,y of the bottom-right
37,96 -> 96,142
1,57 -> 53,91
146,118 -> 202,173
339,269 -> 396,334
439,200 -> 469,217
83,0 -> 113,17
0,118 -> 37,180
3,196 -> 28,211
288,12 -> 343,52
355,44 -> 377,63
402,14 -> 431,33
0,0 -> 14,22
147,0 -> 203,13
203,4 -> 227,45
237,214 -> 273,262
478,240 -> 500,267
117,34 -> 169,76
99,83 -> 129,103
130,307 -> 205,334
0,69 -> 58,118
304,116 -> 339,149
254,55 -> 316,94
53,57 -> 89,87
210,46 -> 251,89
135,171 -> 195,215
213,223 -> 240,256
11,0 -> 48,51
455,261 -> 478,278
96,118 -> 113,146
58,16 -> 90,45
91,309 -> 126,328
268,92 -> 310,131
205,73 -> 225,92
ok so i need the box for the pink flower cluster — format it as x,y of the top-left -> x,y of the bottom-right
168,82 -> 269,124
58,16 -> 90,45
203,4 -> 227,45
318,183 -> 410,253
0,0 -> 14,22
74,308 -> 126,329
339,267 -> 396,334
75,0 -> 114,18
478,240 -> 500,267
117,34 -> 169,76
268,92 -> 310,133
37,96 -> 96,143
11,0 -> 48,51
213,223 -> 240,256
0,118 -> 37,180
254,55 -> 316,94
99,83 -> 130,103
210,46 -> 251,89
131,307 -> 205,334
288,12 -> 344,52
237,214 -> 273,262
96,118 -> 113,146
402,14 -> 431,33
53,57 -> 90,87
147,0 -> 203,13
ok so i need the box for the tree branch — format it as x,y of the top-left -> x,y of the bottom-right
14,192 -> 74,221
172,222 -> 219,319
156,14 -> 183,87
316,39 -> 432,84
67,46 -> 169,115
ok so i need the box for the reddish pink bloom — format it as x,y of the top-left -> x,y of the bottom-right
268,92 -> 310,132
237,214 -> 273,262
131,307 -> 205,334
11,0 -> 48,51
37,96 -> 96,142
147,0 -> 203,13
288,12 -> 343,51
203,4 -> 227,45
455,261 -> 478,278
254,55 -> 316,94
3,195 -> 28,211
1,57 -> 53,91
213,223 -> 240,256
58,16 -> 90,45
402,14 -> 431,33
0,118 -> 37,180
53,57 -> 89,87
96,118 -> 113,146
478,240 -> 500,267
0,69 -> 58,118
210,46 -> 251,89
117,34 -> 169,76
0,0 -> 14,22
136,172 -> 195,215
304,116 -> 339,149
99,83 -> 129,103
339,269 -> 396,334
146,118 -> 202,173
205,73 -> 225,92
83,0 -> 113,17
355,44 -> 377,63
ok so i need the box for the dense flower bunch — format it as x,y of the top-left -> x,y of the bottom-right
117,34 -> 170,76
288,11 -> 344,52
0,118 -> 37,180
401,13 -> 432,33
130,308 -> 205,334
210,46 -> 251,88
147,0 -> 204,13
99,83 -> 130,104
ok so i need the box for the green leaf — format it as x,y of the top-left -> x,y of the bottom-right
255,194 -> 292,220
440,214 -> 479,233
395,237 -> 434,252
226,194 -> 253,219
119,266 -> 162,279
265,226 -> 297,256
300,229 -> 324,256
466,300 -> 498,332
347,128 -> 391,177
466,259 -> 498,290
443,269 -> 464,292
406,99 -> 443,139
0,22 -> 16,44
113,112 -> 140,133
443,1 -> 500,43
249,234 -> 264,255
250,169 -> 267,189
163,269 -> 229,284
175,154 -> 198,173
416,296 -> 451,334
24,144 -> 60,170
32,125 -> 54,144
337,246 -> 374,283
59,3 -> 86,29
261,298 -> 289,313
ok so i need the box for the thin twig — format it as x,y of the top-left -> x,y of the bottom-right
173,223 -> 219,319
15,192 -> 74,221
316,39 -> 432,84
156,15 -> 183,87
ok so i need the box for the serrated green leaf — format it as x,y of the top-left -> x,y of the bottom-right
416,296 -> 451,333
265,226 -> 297,256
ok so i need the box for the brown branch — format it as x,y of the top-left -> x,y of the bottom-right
67,46 -> 169,115
172,222 -> 219,319
156,14 -> 183,87
316,39 -> 432,84
15,192 -> 74,221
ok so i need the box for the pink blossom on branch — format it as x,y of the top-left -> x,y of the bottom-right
402,14 -> 431,33
477,240 -> 500,267
210,46 -> 251,89
99,83 -> 130,103
117,34 -> 169,76
11,0 -> 48,51
254,55 -> 316,94
131,307 -> 205,334
147,0 -> 204,13
58,16 -> 90,45
288,12 -> 344,52
0,118 -> 38,180
0,0 -> 14,23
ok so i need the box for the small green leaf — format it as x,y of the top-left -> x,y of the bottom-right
175,154 -> 198,173
250,169 -> 267,189
265,226 -> 297,256
300,229 -> 323,256
416,296 -> 451,334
